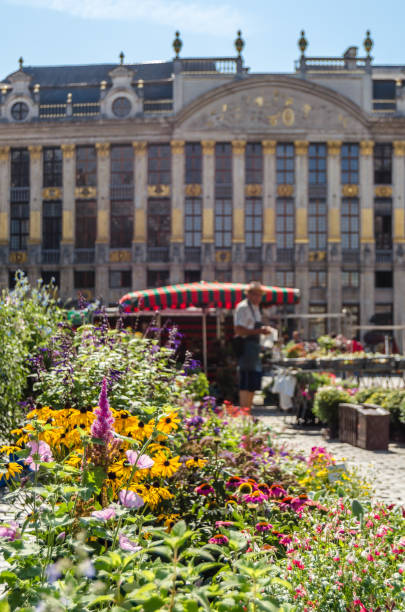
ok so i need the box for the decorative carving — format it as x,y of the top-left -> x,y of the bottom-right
262,140 -> 276,155
215,249 -> 231,264
75,186 -> 97,199
133,141 -> 147,155
61,144 -> 75,159
43,187 -> 62,200
342,184 -> 359,197
110,250 -> 131,263
327,140 -> 342,156
0,146 -> 10,161
147,185 -> 170,197
201,140 -> 215,155
282,107 -> 295,126
245,184 -> 262,197
277,184 -> 294,197
360,140 -> 374,156
170,140 -> 185,154
28,145 -> 42,160
9,251 -> 27,264
185,184 -> 202,197
95,142 -> 110,157
232,140 -> 246,154
393,141 -> 405,157
375,185 -> 393,197
294,140 -> 308,155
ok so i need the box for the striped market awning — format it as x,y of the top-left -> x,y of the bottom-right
119,282 -> 300,311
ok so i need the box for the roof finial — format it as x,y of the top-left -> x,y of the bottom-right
234,30 -> 244,57
119,51 -> 125,65
363,30 -> 373,57
18,56 -> 24,70
298,30 -> 308,57
173,31 -> 182,58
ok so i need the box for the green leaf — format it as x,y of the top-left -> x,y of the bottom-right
271,576 -> 293,592
351,499 -> 365,520
171,520 -> 186,537
254,599 -> 280,612
142,596 -> 165,612
0,599 -> 10,612
146,546 -> 172,560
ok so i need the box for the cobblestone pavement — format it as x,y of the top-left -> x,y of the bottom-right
254,406 -> 405,506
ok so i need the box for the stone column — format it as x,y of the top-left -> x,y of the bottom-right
359,140 -> 375,333
170,140 -> 185,284
201,140 -> 215,281
0,146 -> 10,289
232,139 -> 246,282
95,142 -> 110,302
27,145 -> 42,285
393,141 -> 405,350
262,140 -> 276,285
294,141 -> 309,336
132,141 -> 147,289
327,140 -> 342,334
60,144 -> 75,299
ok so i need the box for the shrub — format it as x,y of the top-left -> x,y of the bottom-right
312,385 -> 352,428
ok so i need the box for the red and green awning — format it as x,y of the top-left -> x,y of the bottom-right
119,282 -> 300,312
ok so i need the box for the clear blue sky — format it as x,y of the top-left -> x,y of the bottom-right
1,0 -> 404,77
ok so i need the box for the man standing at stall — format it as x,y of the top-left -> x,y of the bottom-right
234,281 -> 273,410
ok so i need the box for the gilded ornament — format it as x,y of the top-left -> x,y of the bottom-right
342,184 -> 359,197
110,250 -> 131,263
234,30 -> 244,57
95,142 -> 110,157
363,30 -> 373,57
294,140 -> 309,155
393,141 -> 405,157
61,144 -> 75,159
245,184 -> 262,197
185,184 -> 202,197
262,140 -> 276,155
28,145 -> 42,160
201,140 -> 215,155
282,108 -> 295,127
173,31 -> 182,58
0,146 -> 10,161
133,141 -> 147,155
170,140 -> 185,154
327,140 -> 342,156
277,184 -> 294,197
215,250 -> 231,264
360,140 -> 374,156
232,140 -> 246,154
9,251 -> 27,264
375,185 -> 393,197
75,186 -> 97,199
43,187 -> 62,200
147,185 -> 170,197
298,30 -> 308,56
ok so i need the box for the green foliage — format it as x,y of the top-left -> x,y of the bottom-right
312,385 -> 352,427
0,272 -> 63,438
186,372 -> 209,400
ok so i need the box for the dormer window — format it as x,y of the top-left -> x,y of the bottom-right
11,101 -> 29,121
112,97 -> 131,118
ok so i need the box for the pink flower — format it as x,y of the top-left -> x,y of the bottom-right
255,522 -> 272,532
195,483 -> 215,496
292,559 -> 305,569
209,534 -> 229,545
290,497 -> 307,511
126,450 -> 154,469
268,484 -> 287,498
91,507 -> 116,521
119,533 -> 142,552
91,378 -> 115,443
215,521 -> 234,527
244,490 -> 267,504
0,522 -> 20,541
119,489 -> 144,509
26,440 -> 53,471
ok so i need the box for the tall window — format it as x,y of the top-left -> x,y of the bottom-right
309,271 -> 327,288
42,201 -> 62,250
185,143 -> 202,184
245,143 -> 262,184
148,144 -> 171,185
276,271 -> 294,287
111,145 -> 133,187
276,198 -> 294,249
147,270 -> 170,288
110,201 -> 133,248
308,199 -> 327,251
10,203 -> 29,250
110,270 -> 131,289
185,198 -> 202,247
75,201 -> 96,248
276,143 -> 294,184
341,198 -> 359,249
245,198 -> 262,248
74,270 -> 95,289
375,199 -> 392,249
11,149 -> 29,187
342,271 -> 359,288
374,143 -> 392,184
76,146 -> 96,187
215,199 -> 232,248
309,144 -> 327,185
341,143 -> 359,184
43,147 -> 62,187
215,143 -> 232,196
147,200 -> 171,246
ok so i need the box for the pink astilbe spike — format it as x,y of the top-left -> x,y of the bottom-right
91,378 -> 115,443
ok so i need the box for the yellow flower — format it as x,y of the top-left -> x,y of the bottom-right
151,455 -> 181,478
185,457 -> 207,469
65,452 -> 83,467
4,462 -> 23,480
157,412 -> 180,434
66,409 -> 95,429
0,445 -> 21,455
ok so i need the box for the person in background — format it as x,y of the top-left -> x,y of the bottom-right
292,330 -> 302,343
234,281 -> 272,410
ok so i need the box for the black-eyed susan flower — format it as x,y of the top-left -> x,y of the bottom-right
185,456 -> 207,469
157,412 -> 180,434
0,445 -> 21,455
238,482 -> 253,495
4,462 -> 23,480
150,455 -> 181,478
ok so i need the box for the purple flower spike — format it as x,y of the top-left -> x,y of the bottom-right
91,378 -> 115,444
119,533 -> 142,552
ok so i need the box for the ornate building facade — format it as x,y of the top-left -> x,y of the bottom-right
0,32 -> 404,339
